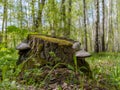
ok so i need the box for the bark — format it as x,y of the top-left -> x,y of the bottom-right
115,0 -> 119,51
67,0 -> 72,38
2,0 -> 7,33
91,3 -> 95,52
31,0 -> 36,31
35,0 -> 45,30
102,0 -> 105,51
83,0 -> 88,51
2,0 -> 8,47
20,0 -> 23,29
5,5 -> 8,48
17,35 -> 74,66
2,16 -> 5,33
106,0 -> 113,51
95,0 -> 99,52
16,34 -> 91,75
61,0 -> 67,38
25,3 -> 29,29
51,0 -> 56,36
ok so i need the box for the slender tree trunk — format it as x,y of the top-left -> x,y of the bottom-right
102,0 -> 105,51
9,3 -> 12,26
5,8 -> 8,48
113,0 -> 118,52
109,0 -> 113,51
36,0 -> 45,30
91,3 -> 95,52
2,0 -> 7,33
95,0 -> 99,53
106,0 -> 113,51
25,3 -> 29,29
67,0 -> 72,38
2,18 -> 5,34
20,0 -> 23,29
83,0 -> 88,51
51,0 -> 56,36
116,0 -> 120,51
61,0 -> 67,38
31,0 -> 36,31
2,0 -> 8,47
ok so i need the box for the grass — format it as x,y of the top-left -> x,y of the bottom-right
0,47 -> 120,89
87,52 -> 120,89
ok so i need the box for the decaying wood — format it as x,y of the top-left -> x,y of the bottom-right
16,34 -> 91,75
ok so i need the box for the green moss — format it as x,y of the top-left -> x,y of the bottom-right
38,44 -> 43,51
30,34 -> 73,46
29,32 -> 39,34
33,57 -> 47,67
23,57 -> 47,69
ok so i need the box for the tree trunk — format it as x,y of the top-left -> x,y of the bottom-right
2,0 -> 7,33
2,0 -> 8,47
35,0 -> 45,30
16,34 -> 91,77
61,0 -> 66,38
31,0 -> 36,31
51,0 -> 56,36
115,0 -> 119,51
5,13 -> 8,48
91,3 -> 95,52
83,0 -> 88,51
102,0 -> 105,51
20,0 -> 23,29
106,0 -> 113,51
5,0 -> 8,48
67,0 -> 72,38
95,0 -> 99,53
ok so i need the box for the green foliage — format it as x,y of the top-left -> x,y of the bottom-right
7,25 -> 28,36
0,47 -> 120,89
0,48 -> 17,70
0,48 -> 18,89
7,25 -> 20,33
87,52 -> 120,89
6,25 -> 29,48
73,55 -> 78,73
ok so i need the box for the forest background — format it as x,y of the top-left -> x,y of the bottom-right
1,0 -> 120,52
0,0 -> 120,89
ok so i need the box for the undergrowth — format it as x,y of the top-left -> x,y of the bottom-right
0,47 -> 120,90
87,52 -> 120,89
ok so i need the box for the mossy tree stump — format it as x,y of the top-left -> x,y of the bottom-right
16,34 -> 91,74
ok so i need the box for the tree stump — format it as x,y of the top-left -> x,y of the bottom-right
16,34 -> 91,75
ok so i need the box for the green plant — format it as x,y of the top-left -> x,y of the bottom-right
73,55 -> 78,74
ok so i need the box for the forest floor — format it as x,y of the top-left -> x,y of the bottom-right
0,48 -> 120,90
